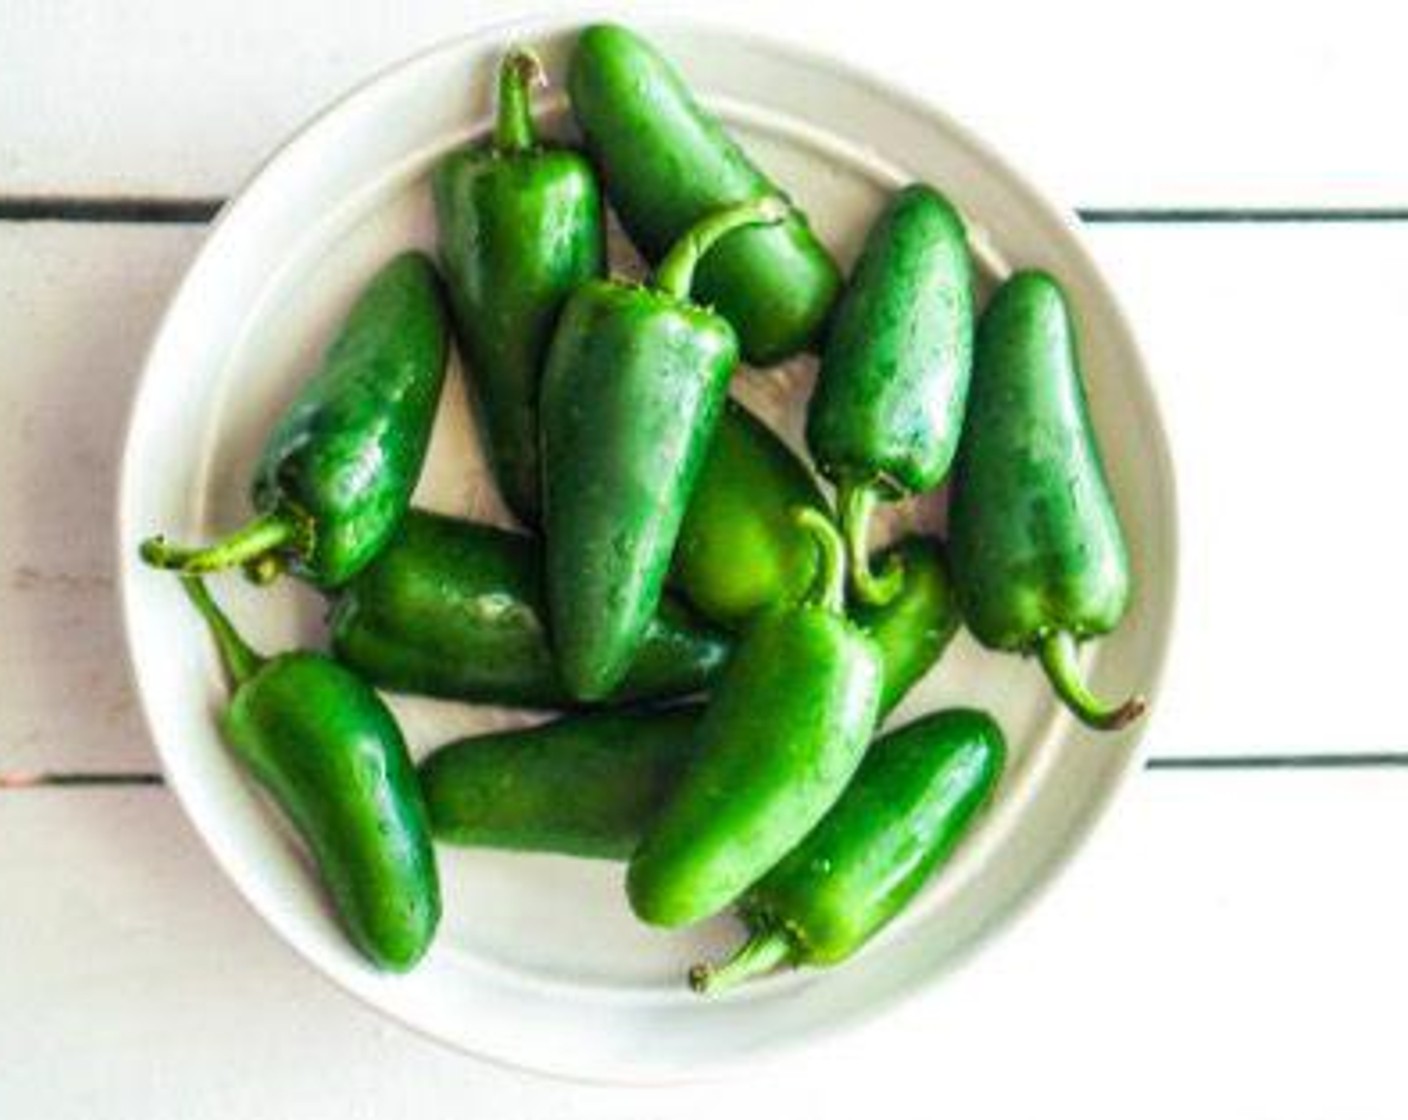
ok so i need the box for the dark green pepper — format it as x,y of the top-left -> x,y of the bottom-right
416,538 -> 959,863
690,708 -> 1005,992
568,23 -> 841,365
949,270 -> 1143,730
140,252 -> 450,587
328,509 -> 729,708
627,511 -> 882,928
180,577 -> 439,971
541,197 -> 787,701
807,184 -> 974,603
433,49 -> 605,526
856,535 -> 962,715
420,706 -> 702,860
672,399 -> 830,629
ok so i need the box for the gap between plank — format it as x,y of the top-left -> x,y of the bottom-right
5,193 -> 1405,786
0,196 -> 223,223
1147,753 -> 1408,769
6,754 -> 1408,790
7,195 -> 1408,226
1078,207 -> 1408,224
1,772 -> 164,789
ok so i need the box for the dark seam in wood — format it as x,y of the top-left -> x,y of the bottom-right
5,754 -> 1408,789
1078,207 -> 1408,224
6,196 -> 1408,226
0,772 -> 165,789
0,196 -> 223,223
1146,753 -> 1408,769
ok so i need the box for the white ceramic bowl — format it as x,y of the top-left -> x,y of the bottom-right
118,11 -> 1176,1082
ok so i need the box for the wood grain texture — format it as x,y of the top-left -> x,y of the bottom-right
5,5 -> 1405,1114
3,771 -> 1405,1117
1092,222 -> 1408,758
0,224 -> 204,774
2,0 -> 1405,205
5,220 -> 1408,771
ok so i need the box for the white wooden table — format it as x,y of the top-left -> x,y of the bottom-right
6,1 -> 1408,1114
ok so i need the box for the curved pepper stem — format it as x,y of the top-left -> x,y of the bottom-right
839,481 -> 904,607
1038,630 -> 1146,731
180,576 -> 266,688
794,507 -> 844,614
795,507 -> 847,615
653,196 -> 790,302
494,47 -> 545,154
139,510 -> 298,578
689,927 -> 793,995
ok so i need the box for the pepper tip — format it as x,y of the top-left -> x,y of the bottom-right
687,963 -> 713,994
687,928 -> 792,995
138,536 -> 168,567
1102,693 -> 1148,731
505,45 -> 547,89
1037,631 -> 1148,733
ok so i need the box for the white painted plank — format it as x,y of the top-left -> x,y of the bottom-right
5,219 -> 1408,768
3,771 -> 1406,1117
1091,222 -> 1408,756
0,224 -> 204,773
3,0 -> 1407,206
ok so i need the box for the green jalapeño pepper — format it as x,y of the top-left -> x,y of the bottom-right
627,511 -> 882,928
807,184 -> 975,604
420,706 -> 702,860
141,252 -> 450,588
541,197 -> 787,701
416,541 -> 956,863
329,509 -> 729,708
568,23 -> 841,365
690,709 -> 1004,992
855,536 -> 962,716
949,270 -> 1144,730
672,399 -> 830,629
433,49 -> 605,526
180,577 -> 439,971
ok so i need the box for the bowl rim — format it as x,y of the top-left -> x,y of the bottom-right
116,4 -> 1179,1083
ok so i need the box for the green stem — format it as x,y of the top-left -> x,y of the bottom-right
494,47 -> 544,154
653,196 -> 790,302
840,480 -> 904,607
139,510 -> 297,576
688,927 -> 793,995
795,507 -> 847,615
180,577 -> 265,688
1038,631 -> 1146,731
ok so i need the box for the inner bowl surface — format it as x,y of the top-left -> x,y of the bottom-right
118,13 -> 1176,1082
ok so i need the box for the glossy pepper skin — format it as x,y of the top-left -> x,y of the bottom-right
672,399 -> 830,629
417,540 -> 959,863
180,578 -> 439,971
855,536 -> 962,716
807,184 -> 974,604
140,253 -> 450,588
568,23 -> 841,365
690,708 -> 1005,992
328,509 -> 729,708
949,270 -> 1143,730
627,511 -> 882,929
433,50 -> 605,526
541,198 -> 787,701
420,706 -> 702,860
